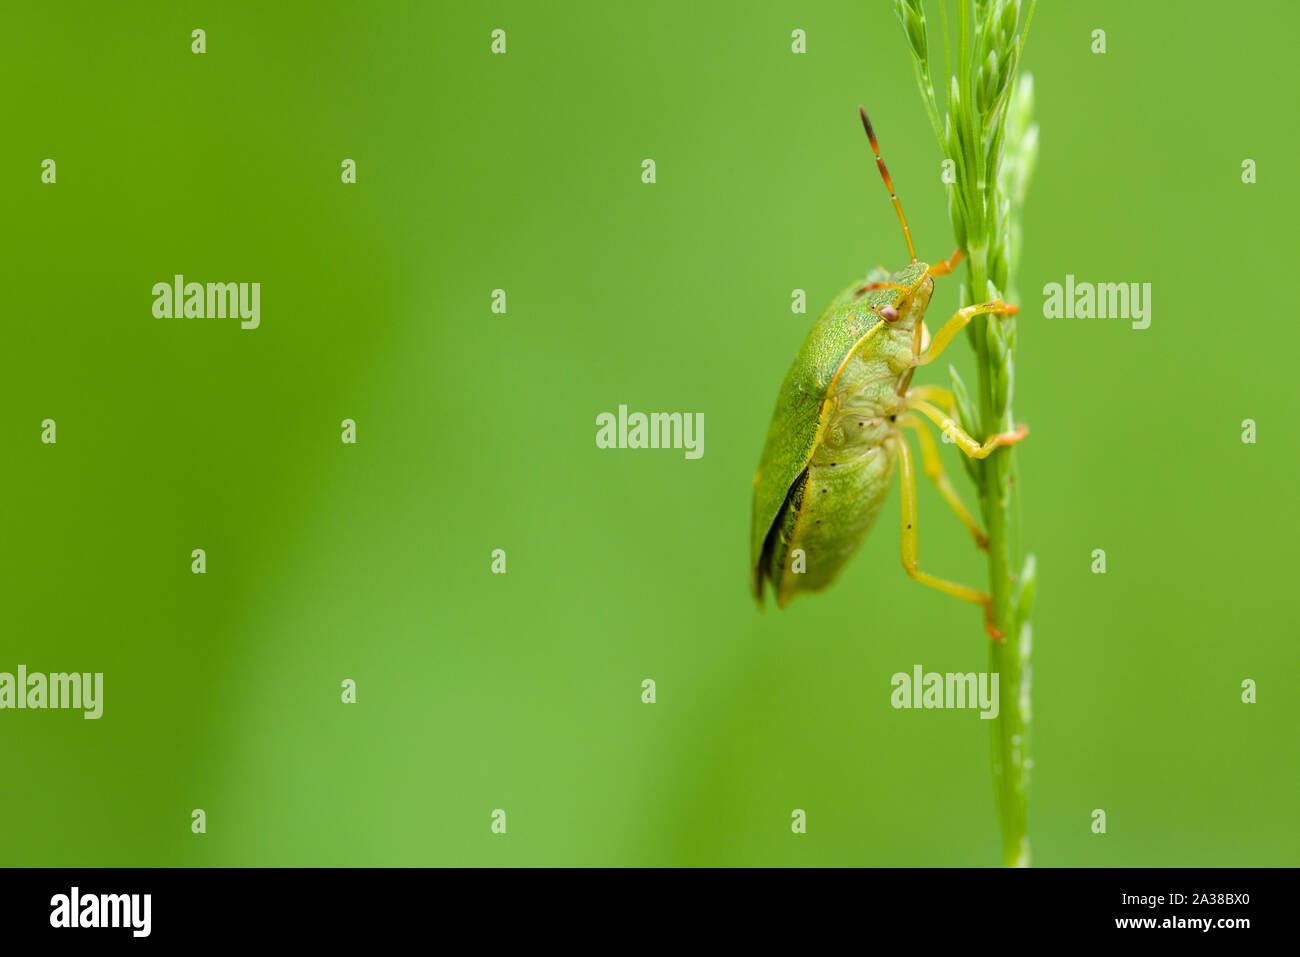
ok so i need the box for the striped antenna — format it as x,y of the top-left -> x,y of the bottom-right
859,106 -> 917,263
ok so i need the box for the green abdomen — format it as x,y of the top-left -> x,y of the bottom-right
767,366 -> 906,605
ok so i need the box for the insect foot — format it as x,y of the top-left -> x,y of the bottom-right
995,424 -> 1029,448
983,605 -> 1004,642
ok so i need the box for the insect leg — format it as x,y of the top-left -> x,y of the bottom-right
855,281 -> 909,296
903,384 -> 955,407
927,247 -> 964,277
897,413 -> 988,550
895,435 -> 1002,641
913,300 -> 1019,367
903,396 -> 1028,460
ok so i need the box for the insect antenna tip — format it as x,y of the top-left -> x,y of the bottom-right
858,106 -> 878,148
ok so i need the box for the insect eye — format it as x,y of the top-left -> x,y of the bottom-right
879,305 -> 899,321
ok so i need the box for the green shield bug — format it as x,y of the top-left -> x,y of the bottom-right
750,107 -> 1027,639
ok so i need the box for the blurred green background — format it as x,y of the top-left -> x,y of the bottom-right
2,0 -> 1295,866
